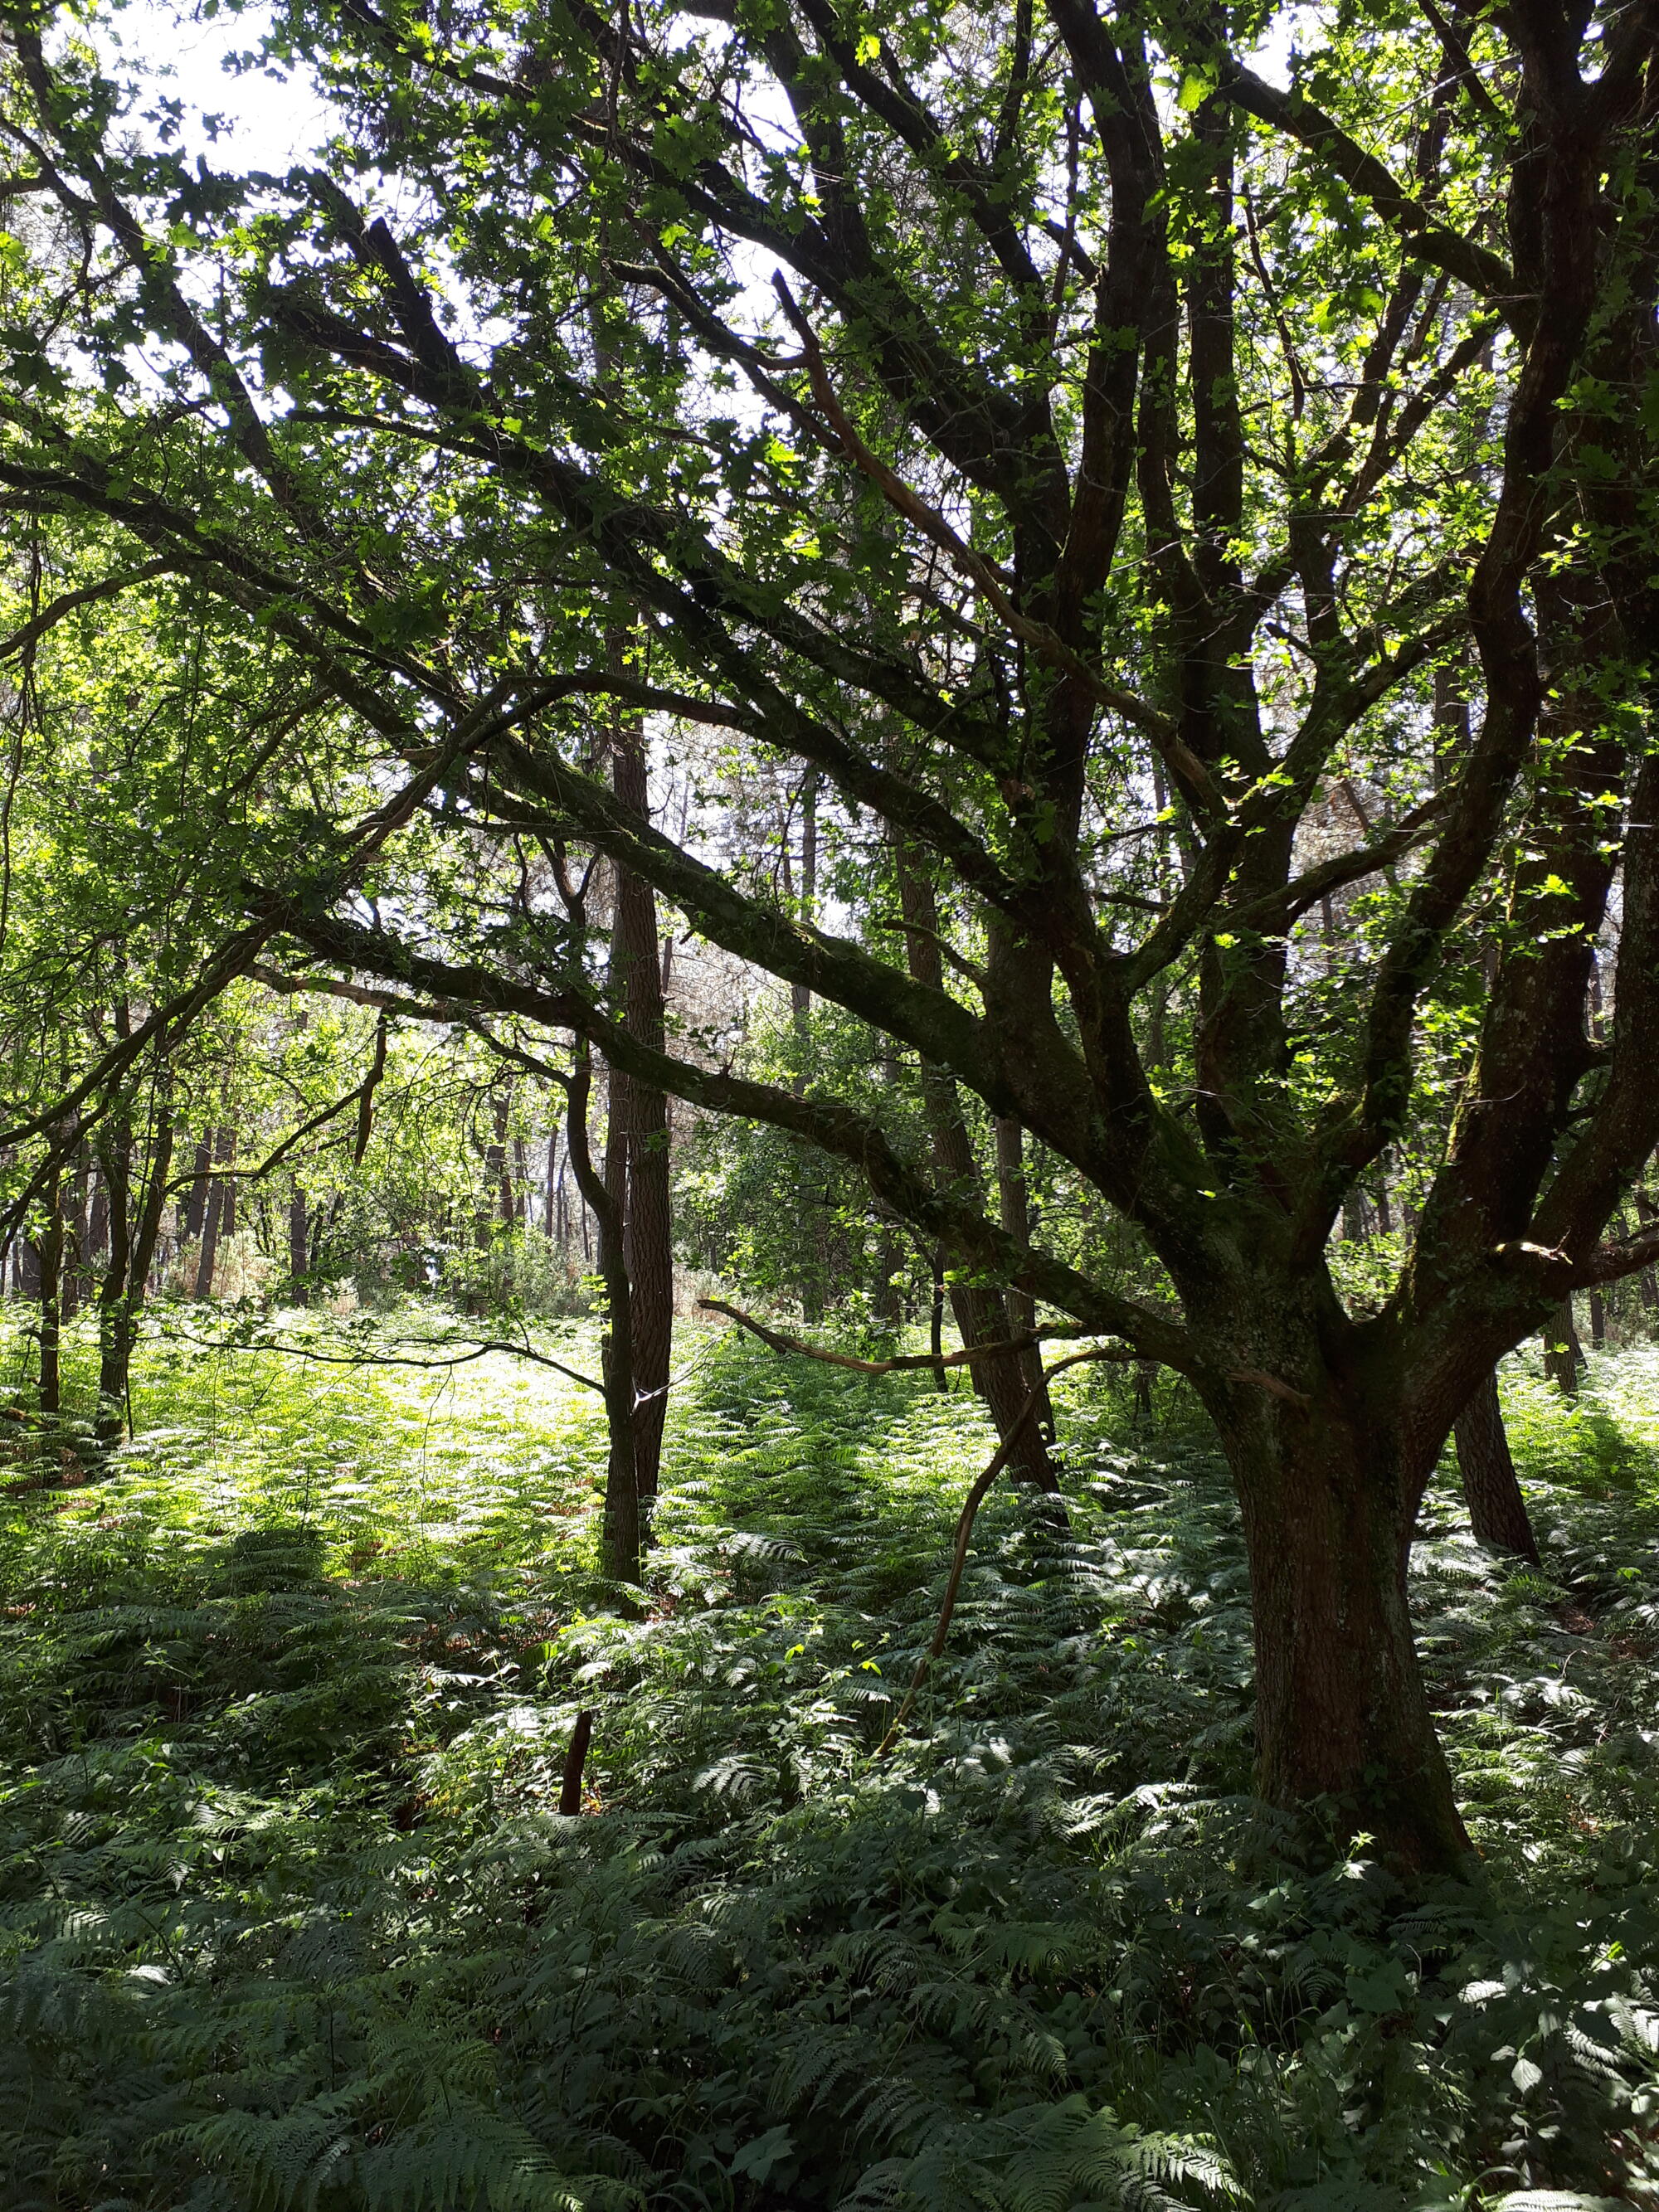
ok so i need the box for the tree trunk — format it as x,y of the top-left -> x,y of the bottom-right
893,841 -> 1059,1490
1454,1368 -> 1540,1563
95,1110 -> 133,1450
1229,1398 -> 1472,1874
36,1156 -> 63,1420
994,1116 -> 1055,1441
289,1179 -> 309,1304
480,1088 -> 512,1244
1543,1296 -> 1584,1396
193,1127 -> 234,1300
608,700 -> 673,1509
567,1053 -> 640,1587
1636,1192 -> 1658,1314
182,1135 -> 212,1242
96,1111 -> 173,1454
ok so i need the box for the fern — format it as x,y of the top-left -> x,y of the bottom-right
2,1312 -> 1659,2206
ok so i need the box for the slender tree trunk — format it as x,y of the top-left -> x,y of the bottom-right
1454,1368 -> 1540,1563
790,772 -> 823,1325
994,1116 -> 1055,1441
1543,1296 -> 1584,1397
63,1139 -> 88,1324
193,1127 -> 234,1300
95,1109 -> 133,1449
790,768 -> 818,1034
929,1243 -> 947,1391
289,1179 -> 309,1305
607,686 -> 673,1509
36,1155 -> 63,1419
182,1135 -> 212,1242
1226,1393 -> 1472,1874
567,1053 -> 640,1587
1635,1192 -> 1658,1315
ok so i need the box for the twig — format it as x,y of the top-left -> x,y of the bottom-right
871,1345 -> 1128,1759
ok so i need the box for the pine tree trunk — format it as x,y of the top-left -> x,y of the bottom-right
1454,1368 -> 1540,1562
1228,1397 -> 1472,1874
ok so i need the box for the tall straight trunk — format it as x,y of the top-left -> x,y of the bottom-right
567,1054 -> 640,1586
95,1088 -> 174,1454
289,1179 -> 309,1304
182,1136 -> 212,1242
36,1156 -> 63,1419
95,1103 -> 133,1448
480,1089 -> 512,1243
994,1117 -> 1055,1442
1226,1391 -> 1472,1874
1543,1296 -> 1584,1396
607,683 -> 673,1508
1454,1368 -> 1540,1562
193,1127 -> 234,1300
929,1244 -> 947,1390
62,1140 -> 88,1324
789,768 -> 819,1035
893,841 -> 1059,1490
1636,1192 -> 1658,1314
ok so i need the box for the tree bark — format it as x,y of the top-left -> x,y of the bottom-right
1454,1368 -> 1540,1563
96,1109 -> 173,1453
36,1155 -> 63,1420
607,694 -> 673,1508
894,842 -> 1059,1489
1228,1393 -> 1472,1874
1543,1297 -> 1584,1397
995,1116 -> 1056,1441
289,1179 -> 309,1304
193,1127 -> 234,1300
182,1135 -> 212,1243
567,1053 -> 640,1587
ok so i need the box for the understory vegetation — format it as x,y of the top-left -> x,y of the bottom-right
2,1312 -> 1655,2210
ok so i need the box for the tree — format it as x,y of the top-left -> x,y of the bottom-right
7,0 -> 1659,1869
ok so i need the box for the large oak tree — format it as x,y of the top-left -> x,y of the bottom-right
4,0 -> 1659,1868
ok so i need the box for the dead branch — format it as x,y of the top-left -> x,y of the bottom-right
871,1345 -> 1129,1759
698,1296 -> 1109,1374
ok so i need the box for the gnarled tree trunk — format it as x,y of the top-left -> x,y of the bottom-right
1223,1380 -> 1472,1873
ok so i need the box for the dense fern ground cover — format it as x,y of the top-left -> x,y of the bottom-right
1,1311 -> 1657,2211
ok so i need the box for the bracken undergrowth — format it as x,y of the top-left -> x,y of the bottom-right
1,1307 -> 1657,2211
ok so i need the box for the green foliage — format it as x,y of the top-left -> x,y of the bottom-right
2,1318 -> 1657,2207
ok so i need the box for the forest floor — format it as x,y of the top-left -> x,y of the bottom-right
1,1305 -> 1657,2210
